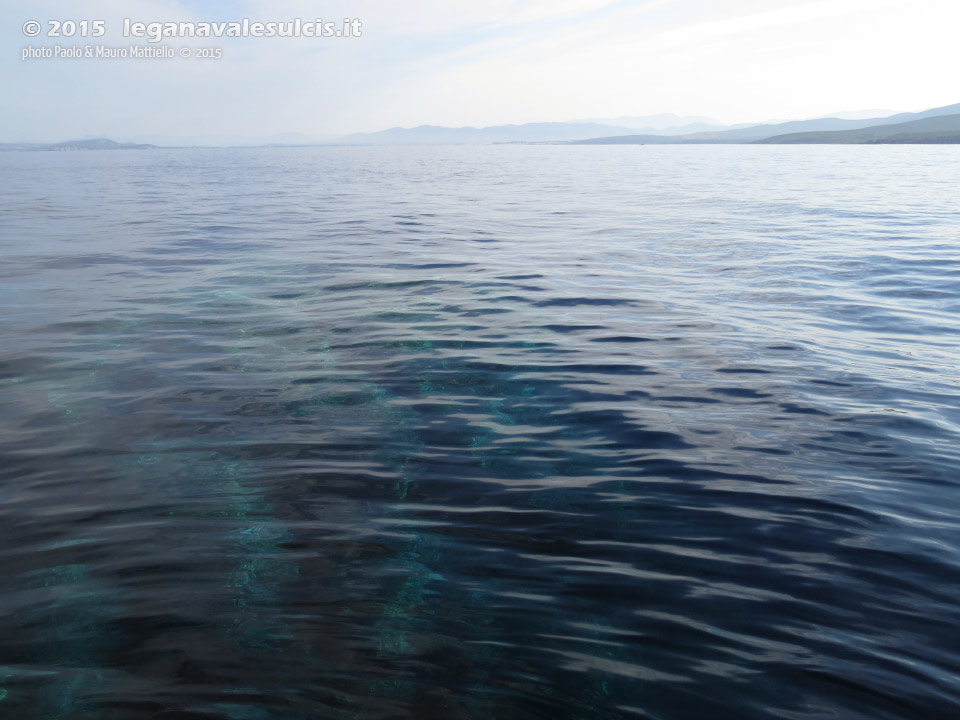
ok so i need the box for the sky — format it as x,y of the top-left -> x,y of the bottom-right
3,0 -> 959,143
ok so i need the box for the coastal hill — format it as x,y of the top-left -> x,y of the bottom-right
757,113 -> 960,144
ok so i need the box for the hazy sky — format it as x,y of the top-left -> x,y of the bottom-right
4,0 -> 959,142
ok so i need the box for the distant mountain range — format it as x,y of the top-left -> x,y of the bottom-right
332,116 -> 750,144
328,104 -> 960,145
0,139 -> 156,151
6,103 -> 960,149
569,103 -> 960,145
334,122 -> 639,145
568,114 -> 748,135
818,109 -> 900,120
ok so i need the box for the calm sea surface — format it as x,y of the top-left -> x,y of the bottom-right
1,145 -> 959,719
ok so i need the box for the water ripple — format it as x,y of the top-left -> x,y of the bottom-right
0,145 -> 959,719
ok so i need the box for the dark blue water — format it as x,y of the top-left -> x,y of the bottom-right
1,145 -> 959,719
